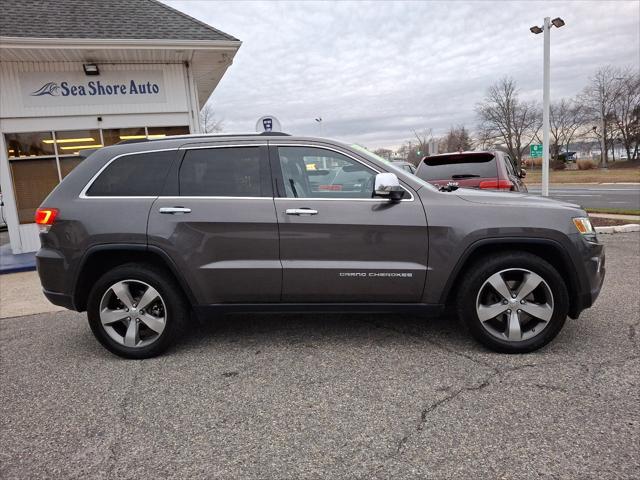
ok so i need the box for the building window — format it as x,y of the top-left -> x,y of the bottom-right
5,131 -> 59,224
10,158 -> 60,224
102,128 -> 147,146
148,126 -> 189,138
54,129 -> 102,178
4,125 -> 189,224
5,132 -> 56,158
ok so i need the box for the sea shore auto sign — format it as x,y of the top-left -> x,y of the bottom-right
20,70 -> 166,107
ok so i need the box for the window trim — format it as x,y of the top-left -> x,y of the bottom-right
79,143 -> 415,202
270,143 -> 415,202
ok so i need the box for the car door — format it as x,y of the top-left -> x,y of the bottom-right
271,143 -> 429,303
147,143 -> 281,304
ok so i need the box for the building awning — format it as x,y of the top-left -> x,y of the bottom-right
0,0 -> 241,107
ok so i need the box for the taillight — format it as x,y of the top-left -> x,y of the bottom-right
318,184 -> 343,191
479,180 -> 513,191
35,208 -> 58,232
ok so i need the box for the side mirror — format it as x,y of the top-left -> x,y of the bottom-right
374,172 -> 405,201
520,168 -> 527,178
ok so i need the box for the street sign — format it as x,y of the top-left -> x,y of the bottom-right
530,144 -> 543,158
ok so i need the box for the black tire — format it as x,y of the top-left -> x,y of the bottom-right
457,251 -> 569,353
87,263 -> 189,359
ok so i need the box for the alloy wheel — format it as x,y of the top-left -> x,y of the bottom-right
475,268 -> 554,342
99,279 -> 167,348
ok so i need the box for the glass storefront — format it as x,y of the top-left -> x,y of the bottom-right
5,125 -> 189,223
102,127 -> 147,146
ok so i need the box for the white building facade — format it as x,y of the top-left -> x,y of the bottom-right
0,0 -> 240,254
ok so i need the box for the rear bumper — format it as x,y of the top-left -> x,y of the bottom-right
36,246 -> 77,310
42,289 -> 76,310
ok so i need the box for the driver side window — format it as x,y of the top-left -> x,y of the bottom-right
276,146 -> 376,199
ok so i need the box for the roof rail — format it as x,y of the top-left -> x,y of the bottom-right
115,131 -> 290,145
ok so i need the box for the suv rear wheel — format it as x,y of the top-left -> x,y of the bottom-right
457,252 -> 569,353
87,263 -> 188,359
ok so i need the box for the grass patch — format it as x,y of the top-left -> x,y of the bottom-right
525,167 -> 640,184
586,207 -> 640,216
590,217 -> 640,227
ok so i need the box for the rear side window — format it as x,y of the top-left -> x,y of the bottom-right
179,147 -> 265,197
86,150 -> 175,196
417,153 -> 497,181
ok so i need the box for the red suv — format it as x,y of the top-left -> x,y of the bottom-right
415,151 -> 527,192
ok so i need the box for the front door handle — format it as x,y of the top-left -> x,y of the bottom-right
285,208 -> 318,216
159,207 -> 191,214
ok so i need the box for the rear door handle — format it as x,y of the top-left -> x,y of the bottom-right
285,208 -> 318,216
159,207 -> 191,214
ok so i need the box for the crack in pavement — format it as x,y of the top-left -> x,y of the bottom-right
393,363 -> 536,456
364,316 -> 640,475
361,318 -> 496,370
361,318 -> 545,465
102,362 -> 142,478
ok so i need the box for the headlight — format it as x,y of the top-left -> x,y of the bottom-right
573,217 -> 594,235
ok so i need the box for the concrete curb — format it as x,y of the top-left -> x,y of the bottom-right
595,224 -> 640,234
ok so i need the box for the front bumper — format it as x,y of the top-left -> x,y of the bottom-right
568,234 -> 605,318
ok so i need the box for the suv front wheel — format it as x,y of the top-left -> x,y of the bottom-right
87,263 -> 188,359
457,252 -> 569,353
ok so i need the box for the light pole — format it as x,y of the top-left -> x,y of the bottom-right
530,16 -> 565,197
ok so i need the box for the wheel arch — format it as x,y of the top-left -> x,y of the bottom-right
72,244 -> 196,312
440,237 -> 581,317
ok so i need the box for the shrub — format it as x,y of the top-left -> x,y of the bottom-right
523,157 -> 543,167
577,159 -> 596,170
551,159 -> 566,170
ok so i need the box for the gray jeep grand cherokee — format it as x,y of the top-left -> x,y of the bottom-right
35,134 -> 605,358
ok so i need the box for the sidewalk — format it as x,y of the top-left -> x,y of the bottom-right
0,230 -> 36,274
0,270 -> 64,319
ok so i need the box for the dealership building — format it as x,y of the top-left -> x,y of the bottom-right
0,0 -> 240,254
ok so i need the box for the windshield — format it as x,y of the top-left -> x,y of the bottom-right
350,144 -> 390,163
350,144 -> 439,191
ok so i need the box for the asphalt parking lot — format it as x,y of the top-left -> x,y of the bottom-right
1,234 -> 638,479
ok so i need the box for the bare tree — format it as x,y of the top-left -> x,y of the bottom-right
396,140 -> 423,165
581,66 -> 625,165
200,103 -> 224,133
611,69 -> 640,160
373,148 -> 393,160
441,125 -> 472,152
412,128 -> 434,157
549,98 -> 588,159
473,124 -> 500,150
476,77 -> 541,169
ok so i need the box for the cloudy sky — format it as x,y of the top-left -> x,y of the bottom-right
164,0 -> 639,149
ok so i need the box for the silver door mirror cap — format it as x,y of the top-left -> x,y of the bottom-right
374,172 -> 405,201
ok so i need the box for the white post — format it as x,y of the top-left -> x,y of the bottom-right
541,17 -> 551,197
